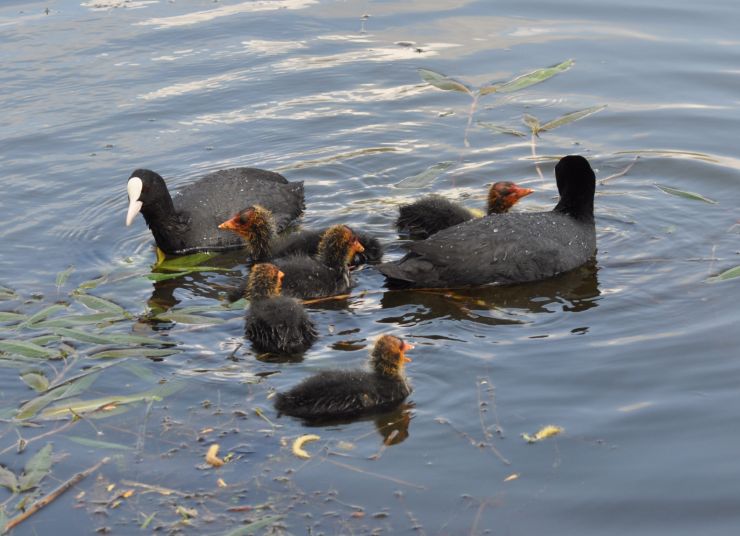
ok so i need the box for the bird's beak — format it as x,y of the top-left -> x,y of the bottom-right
125,177 -> 143,227
354,239 -> 365,253
218,215 -> 239,232
278,270 -> 285,282
510,186 -> 534,201
401,341 -> 414,362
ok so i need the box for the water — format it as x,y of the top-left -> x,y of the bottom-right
1,0 -> 740,533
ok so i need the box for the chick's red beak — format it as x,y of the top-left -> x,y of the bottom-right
401,341 -> 414,362
508,185 -> 534,202
218,215 -> 240,232
353,239 -> 365,253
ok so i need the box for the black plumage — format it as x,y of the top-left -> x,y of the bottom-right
378,155 -> 596,287
125,168 -> 304,255
274,335 -> 413,420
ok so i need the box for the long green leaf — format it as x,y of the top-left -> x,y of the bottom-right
0,340 -> 58,359
0,466 -> 18,493
223,515 -> 285,536
105,333 -> 174,346
90,348 -> 179,359
55,266 -> 75,289
154,313 -> 225,325
26,335 -> 62,347
53,328 -> 170,347
76,275 -> 108,292
0,312 -> 26,323
477,122 -> 527,137
0,286 -> 17,301
32,312 -> 122,329
539,105 -> 607,132
54,327 -> 122,345
145,271 -> 191,282
395,161 -> 456,189
707,265 -> 740,283
73,293 -> 129,316
156,252 -> 217,270
68,436 -> 133,451
21,372 -> 49,393
523,113 -> 541,134
20,304 -> 68,328
16,371 -> 101,420
19,443 -> 53,491
496,59 -> 574,94
654,184 -> 718,204
417,68 -> 472,94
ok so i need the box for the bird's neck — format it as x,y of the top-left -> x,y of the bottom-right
553,196 -> 594,223
141,195 -> 190,252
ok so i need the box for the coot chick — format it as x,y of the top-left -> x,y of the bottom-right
378,155 -> 596,288
219,205 -> 382,264
125,168 -> 304,255
244,263 -> 317,355
396,181 -> 534,239
274,335 -> 413,420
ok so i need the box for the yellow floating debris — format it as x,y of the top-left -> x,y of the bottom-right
205,444 -> 225,467
503,473 -> 519,482
617,401 -> 653,413
292,434 -> 320,459
216,478 -> 227,488
522,425 -> 564,443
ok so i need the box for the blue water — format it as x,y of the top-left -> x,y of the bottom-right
1,0 -> 740,534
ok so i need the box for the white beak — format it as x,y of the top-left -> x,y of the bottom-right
126,177 -> 143,226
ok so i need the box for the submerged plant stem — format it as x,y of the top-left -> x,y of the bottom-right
463,94 -> 480,149
531,132 -> 544,180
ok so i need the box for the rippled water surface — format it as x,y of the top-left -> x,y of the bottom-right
2,0 -> 740,534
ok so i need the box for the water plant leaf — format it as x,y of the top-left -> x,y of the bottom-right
25,335 -> 62,347
707,265 -> 740,283
19,304 -> 68,328
476,122 -> 527,137
19,443 -> 53,491
0,286 -> 17,301
154,313 -> 225,325
223,515 -> 285,536
156,252 -> 217,270
654,184 -> 718,204
496,59 -> 574,94
76,275 -> 108,292
16,370 -> 102,420
90,348 -> 179,359
21,372 -> 49,393
0,340 -> 58,359
145,271 -> 191,282
523,113 -> 541,134
55,266 -> 75,289
68,436 -> 133,451
417,68 -> 472,94
0,466 -> 18,493
539,105 -> 607,132
33,312 -> 122,329
105,333 -> 174,346
0,312 -> 26,323
53,327 -> 123,345
395,161 -> 456,189
73,293 -> 129,316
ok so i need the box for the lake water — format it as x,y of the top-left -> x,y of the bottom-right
1,0 -> 740,534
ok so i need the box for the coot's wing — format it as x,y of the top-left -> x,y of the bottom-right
173,168 -> 304,253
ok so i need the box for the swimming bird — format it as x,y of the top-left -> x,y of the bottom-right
244,263 -> 317,355
125,168 -> 304,255
274,334 -> 413,420
396,181 -> 534,239
378,155 -> 596,287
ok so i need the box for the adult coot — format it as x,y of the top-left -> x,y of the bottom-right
274,334 -> 413,420
218,205 -> 382,264
378,155 -> 596,287
396,181 -> 534,239
244,263 -> 317,355
125,168 -> 304,255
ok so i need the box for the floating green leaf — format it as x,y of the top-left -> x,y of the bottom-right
156,252 -> 217,271
0,286 -> 17,301
68,436 -> 133,451
53,327 -> 121,345
539,105 -> 607,132
33,312 -> 122,329
19,443 -> 53,491
496,59 -> 574,94
19,303 -> 68,328
0,466 -> 18,493
55,266 -> 75,289
654,184 -> 718,204
223,515 -> 285,536
417,68 -> 472,94
73,293 -> 129,316
105,333 -> 174,346
0,312 -> 26,323
21,372 -> 49,393
707,265 -> 740,283
395,161 -> 456,189
16,370 -> 102,420
26,335 -> 62,347
523,113 -> 541,134
0,340 -> 58,359
90,348 -> 179,359
145,271 -> 191,282
76,275 -> 108,292
476,122 -> 527,137
154,313 -> 225,325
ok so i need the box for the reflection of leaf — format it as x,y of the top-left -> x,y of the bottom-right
418,68 -> 472,94
523,113 -> 541,134
477,122 -> 527,137
68,436 -> 133,451
539,105 -> 607,132
707,265 -> 740,283
154,313 -> 225,325
0,466 -> 19,492
0,340 -> 58,359
90,348 -> 179,359
654,184 -> 718,204
21,372 -> 49,393
496,59 -> 574,93
73,293 -> 129,316
395,161 -> 456,189
19,443 -> 53,491
55,266 -> 75,289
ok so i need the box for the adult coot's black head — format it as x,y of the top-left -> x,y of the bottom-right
126,169 -> 174,227
553,155 -> 596,223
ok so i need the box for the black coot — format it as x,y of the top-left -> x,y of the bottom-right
396,181 -> 534,239
125,168 -> 304,255
244,263 -> 317,355
378,155 -> 596,287
274,335 -> 413,420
